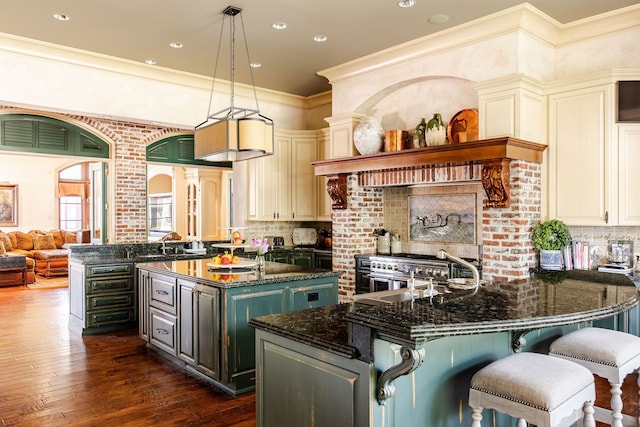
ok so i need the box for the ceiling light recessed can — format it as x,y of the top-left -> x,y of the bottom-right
53,13 -> 70,21
250,63 -> 262,68
313,35 -> 327,43
169,42 -> 183,49
428,14 -> 450,24
397,0 -> 415,8
144,59 -> 157,65
271,22 -> 287,30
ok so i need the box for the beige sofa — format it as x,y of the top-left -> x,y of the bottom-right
0,229 -> 87,285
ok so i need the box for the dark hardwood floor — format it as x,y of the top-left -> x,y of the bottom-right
1,283 -> 637,426
0,285 -> 256,426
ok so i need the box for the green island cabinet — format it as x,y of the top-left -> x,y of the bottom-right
69,260 -> 136,335
137,266 -> 338,395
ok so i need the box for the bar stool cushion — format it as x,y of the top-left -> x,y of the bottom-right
470,352 -> 594,411
549,327 -> 640,369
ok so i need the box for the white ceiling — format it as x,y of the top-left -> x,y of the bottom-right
3,1 -> 638,97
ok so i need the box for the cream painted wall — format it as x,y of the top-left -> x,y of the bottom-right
0,34 -> 313,130
0,152 -> 87,232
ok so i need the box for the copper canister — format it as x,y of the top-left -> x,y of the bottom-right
384,130 -> 410,151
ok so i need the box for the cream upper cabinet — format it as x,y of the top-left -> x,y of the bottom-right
548,82 -> 640,226
548,84 -> 611,225
248,130 -> 318,221
618,124 -> 640,225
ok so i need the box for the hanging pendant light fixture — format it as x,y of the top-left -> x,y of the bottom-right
195,5 -> 274,162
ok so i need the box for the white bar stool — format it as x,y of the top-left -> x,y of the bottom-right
469,352 -> 595,427
549,327 -> 640,427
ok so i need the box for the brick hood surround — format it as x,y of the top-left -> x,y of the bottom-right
312,137 -> 547,300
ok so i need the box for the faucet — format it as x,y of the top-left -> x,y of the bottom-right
160,233 -> 173,255
437,249 -> 480,288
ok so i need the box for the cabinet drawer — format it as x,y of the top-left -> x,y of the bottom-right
87,277 -> 134,294
87,292 -> 133,310
150,308 -> 177,355
87,307 -> 135,327
86,263 -> 134,277
149,274 -> 177,315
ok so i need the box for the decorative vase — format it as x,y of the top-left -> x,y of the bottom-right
353,116 -> 384,155
256,254 -> 265,272
425,113 -> 447,146
414,118 -> 427,147
540,249 -> 564,271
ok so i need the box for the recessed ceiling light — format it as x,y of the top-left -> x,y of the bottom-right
271,22 -> 287,30
397,0 -> 415,8
428,14 -> 450,24
313,35 -> 328,43
53,13 -> 70,21
144,59 -> 157,65
169,42 -> 183,49
250,63 -> 262,68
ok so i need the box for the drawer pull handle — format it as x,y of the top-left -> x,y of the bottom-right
155,328 -> 169,335
155,290 -> 169,295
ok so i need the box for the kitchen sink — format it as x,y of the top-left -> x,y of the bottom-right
354,286 -> 442,306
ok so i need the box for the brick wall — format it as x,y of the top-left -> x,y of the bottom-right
335,161 -> 541,302
332,175 -> 383,300
68,115 -> 182,243
481,160 -> 541,281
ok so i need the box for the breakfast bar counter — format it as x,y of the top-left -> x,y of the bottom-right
249,270 -> 640,427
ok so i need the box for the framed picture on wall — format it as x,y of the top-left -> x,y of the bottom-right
0,184 -> 18,226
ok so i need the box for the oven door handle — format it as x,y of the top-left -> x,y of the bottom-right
365,273 -> 408,293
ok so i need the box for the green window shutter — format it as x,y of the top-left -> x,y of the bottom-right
146,134 -> 231,168
2,120 -> 34,148
147,142 -> 170,161
37,121 -> 68,151
0,114 -> 109,158
176,137 -> 196,162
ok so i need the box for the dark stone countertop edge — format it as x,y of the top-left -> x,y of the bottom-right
135,261 -> 340,289
346,297 -> 640,343
249,317 -> 358,359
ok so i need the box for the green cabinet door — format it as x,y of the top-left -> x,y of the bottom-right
177,279 -> 197,365
197,286 -> 221,380
225,286 -> 286,391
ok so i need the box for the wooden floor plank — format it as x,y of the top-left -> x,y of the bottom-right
0,285 -> 256,426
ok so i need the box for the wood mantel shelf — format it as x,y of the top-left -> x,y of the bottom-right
312,137 -> 546,209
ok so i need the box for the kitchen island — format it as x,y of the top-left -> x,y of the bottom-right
249,270 -> 640,427
136,258 -> 339,395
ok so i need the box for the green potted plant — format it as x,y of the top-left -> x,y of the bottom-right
531,219 -> 572,270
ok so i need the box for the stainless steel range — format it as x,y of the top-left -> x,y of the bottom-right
355,253 -> 481,294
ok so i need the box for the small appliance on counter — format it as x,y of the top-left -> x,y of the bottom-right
266,236 -> 285,248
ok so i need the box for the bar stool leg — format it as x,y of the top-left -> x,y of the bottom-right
609,382 -> 623,427
583,400 -> 595,427
470,407 -> 482,427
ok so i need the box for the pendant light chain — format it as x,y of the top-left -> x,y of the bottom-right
206,14 -> 227,119
238,13 -> 261,113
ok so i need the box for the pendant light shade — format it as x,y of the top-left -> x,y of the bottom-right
194,6 -> 274,162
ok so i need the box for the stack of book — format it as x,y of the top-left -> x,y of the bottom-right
569,240 -> 591,270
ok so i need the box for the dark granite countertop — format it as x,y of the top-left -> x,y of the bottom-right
249,270 -> 640,360
134,258 -> 339,289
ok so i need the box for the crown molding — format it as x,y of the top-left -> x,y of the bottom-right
318,3 -> 639,86
0,32 -> 309,110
